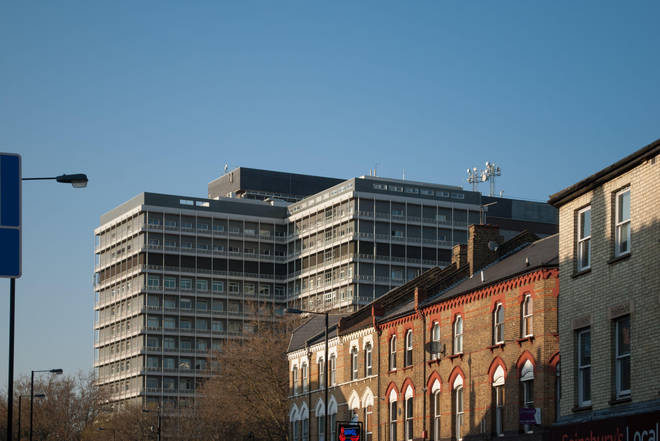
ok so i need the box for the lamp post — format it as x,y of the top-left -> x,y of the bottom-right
29,369 -> 62,441
285,308 -> 330,441
5,171 -> 87,441
98,427 -> 117,441
18,394 -> 44,441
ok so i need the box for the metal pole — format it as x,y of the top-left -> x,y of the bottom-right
324,312 -> 329,441
18,395 -> 22,441
7,278 -> 16,441
29,371 -> 34,441
157,408 -> 162,441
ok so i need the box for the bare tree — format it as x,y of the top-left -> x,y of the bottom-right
192,320 -> 296,441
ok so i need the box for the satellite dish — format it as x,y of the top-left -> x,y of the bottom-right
488,241 -> 499,251
224,163 -> 228,174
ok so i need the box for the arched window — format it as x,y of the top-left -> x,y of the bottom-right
520,360 -> 534,433
453,316 -> 463,354
351,347 -> 359,380
328,397 -> 338,441
329,354 -> 337,386
493,304 -> 504,344
363,389 -> 374,441
431,380 -> 441,441
389,335 -> 397,371
292,366 -> 299,395
404,386 -> 414,441
300,404 -> 309,441
365,343 -> 373,376
316,399 -> 326,441
290,406 -> 299,441
389,388 -> 398,441
405,330 -> 413,367
431,322 -> 441,360
453,375 -> 464,441
301,362 -> 308,392
318,357 -> 325,389
522,295 -> 533,337
492,365 -> 505,436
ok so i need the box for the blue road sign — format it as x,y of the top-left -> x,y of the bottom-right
0,153 -> 21,278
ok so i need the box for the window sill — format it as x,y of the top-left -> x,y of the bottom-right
608,253 -> 631,265
427,358 -> 441,366
572,268 -> 591,279
403,365 -> 414,371
448,353 -> 463,361
572,405 -> 592,413
487,343 -> 505,352
388,369 -> 397,374
609,396 -> 632,405
516,336 -> 534,346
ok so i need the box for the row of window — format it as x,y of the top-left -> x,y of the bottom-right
387,296 -> 534,371
576,187 -> 630,272
575,314 -> 630,407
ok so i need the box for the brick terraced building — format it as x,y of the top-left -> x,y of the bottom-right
287,225 -> 560,441
548,138 -> 660,438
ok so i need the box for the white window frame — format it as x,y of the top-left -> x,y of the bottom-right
292,366 -> 299,395
389,335 -> 397,371
405,330 -> 413,367
520,360 -> 534,433
493,303 -> 504,344
364,404 -> 373,441
365,343 -> 373,376
329,355 -> 336,386
454,316 -> 463,355
615,188 -> 631,257
577,328 -> 591,407
431,322 -> 441,360
454,383 -> 464,441
318,358 -> 325,389
522,295 -> 533,337
577,206 -> 591,271
389,390 -> 398,441
432,389 -> 441,441
301,362 -> 308,392
351,347 -> 359,380
405,392 -> 414,441
615,315 -> 631,398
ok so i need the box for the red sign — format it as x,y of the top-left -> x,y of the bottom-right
337,422 -> 362,441
549,409 -> 660,441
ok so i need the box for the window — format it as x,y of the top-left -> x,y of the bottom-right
615,189 -> 631,256
330,411 -> 337,441
196,279 -> 208,292
615,315 -> 631,398
318,358 -> 325,389
577,207 -> 591,271
365,343 -> 373,376
577,328 -> 591,406
351,347 -> 358,380
493,303 -> 504,344
292,366 -> 298,394
431,322 -> 441,360
454,378 -> 464,441
364,405 -> 373,441
164,277 -> 176,290
491,365 -> 505,436
404,390 -> 413,441
302,363 -> 308,392
389,391 -> 398,441
180,278 -> 192,291
318,412 -> 325,441
389,335 -> 397,371
520,360 -> 534,433
432,390 -> 441,441
147,275 -> 160,288
522,295 -> 533,337
404,330 -> 413,367
453,316 -> 463,354
329,355 -> 336,386
212,280 -> 224,292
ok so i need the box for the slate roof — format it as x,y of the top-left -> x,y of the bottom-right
287,314 -> 342,353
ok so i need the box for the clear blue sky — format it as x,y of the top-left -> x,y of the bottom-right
1,1 -> 658,381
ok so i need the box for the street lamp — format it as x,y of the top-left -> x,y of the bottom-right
29,369 -> 62,441
98,427 -> 117,441
18,394 -> 44,441
285,308 -> 331,441
22,173 -> 88,188
5,171 -> 87,441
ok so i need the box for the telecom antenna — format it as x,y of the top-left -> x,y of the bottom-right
466,167 -> 481,192
481,161 -> 501,196
224,163 -> 229,174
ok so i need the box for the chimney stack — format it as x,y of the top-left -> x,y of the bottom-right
467,224 -> 503,276
452,244 -> 468,269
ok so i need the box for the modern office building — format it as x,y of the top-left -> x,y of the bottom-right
93,168 -> 558,408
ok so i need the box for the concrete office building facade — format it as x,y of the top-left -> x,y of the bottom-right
94,168 -> 557,408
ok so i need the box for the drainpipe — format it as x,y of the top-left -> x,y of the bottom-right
377,327 -> 382,441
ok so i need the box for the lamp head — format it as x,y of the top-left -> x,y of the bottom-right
50,369 -> 64,375
55,173 -> 88,188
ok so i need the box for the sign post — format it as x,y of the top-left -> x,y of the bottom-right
1,152 -> 21,441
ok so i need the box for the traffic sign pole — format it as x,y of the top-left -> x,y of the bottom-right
7,278 -> 15,441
